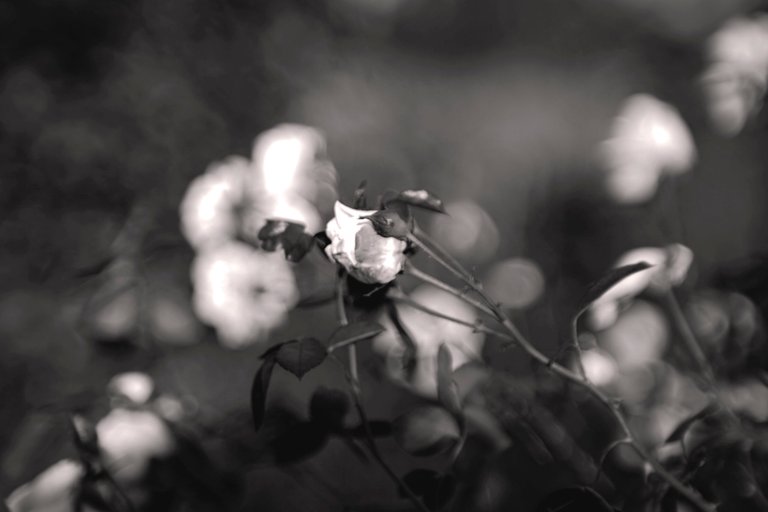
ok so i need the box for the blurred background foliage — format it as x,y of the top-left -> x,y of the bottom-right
2,0 -> 768,510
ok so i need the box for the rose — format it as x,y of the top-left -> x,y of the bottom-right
324,201 -> 407,284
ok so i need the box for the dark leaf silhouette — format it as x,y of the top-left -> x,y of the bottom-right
258,219 -> 314,262
400,469 -> 456,511
575,261 -> 653,316
274,337 -> 327,379
436,344 -> 463,418
251,355 -> 277,431
309,387 -> 350,432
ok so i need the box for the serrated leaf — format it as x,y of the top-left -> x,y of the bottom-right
575,262 -> 653,316
392,406 -> 461,456
275,337 -> 327,379
437,345 -> 463,417
251,355 -> 277,431
393,189 -> 446,214
536,487 -> 615,512
328,321 -> 386,348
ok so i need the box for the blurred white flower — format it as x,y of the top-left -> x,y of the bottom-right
702,15 -> 768,136
6,459 -> 83,512
600,300 -> 669,369
428,200 -> 499,264
599,94 -> 696,203
180,124 -> 337,251
483,258 -> 545,310
96,408 -> 175,484
108,372 -> 154,405
245,124 -> 338,235
324,201 -> 407,284
373,285 -> 485,396
180,156 -> 249,251
191,242 -> 298,348
589,244 -> 693,330
580,348 -> 619,387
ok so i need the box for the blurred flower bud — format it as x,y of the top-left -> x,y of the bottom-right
483,258 -> 545,310
599,94 -> 696,203
191,242 -> 298,348
589,244 -> 693,330
428,200 -> 499,265
108,372 -> 154,405
6,459 -> 83,512
96,408 -> 175,484
702,15 -> 768,136
373,285 -> 485,396
324,201 -> 407,284
179,156 -> 249,250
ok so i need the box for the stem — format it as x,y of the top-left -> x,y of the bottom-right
570,316 -> 587,379
406,264 -> 496,317
335,272 -> 430,512
407,261 -> 714,511
411,225 -> 478,284
660,288 -> 716,385
387,288 -> 514,342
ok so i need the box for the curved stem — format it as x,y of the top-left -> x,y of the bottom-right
335,272 -> 430,512
406,264 -> 496,317
405,263 -> 714,511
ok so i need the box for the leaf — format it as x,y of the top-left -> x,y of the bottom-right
275,337 -> 327,379
347,420 -> 393,438
392,406 -> 461,456
272,421 -> 329,464
257,219 -> 314,262
309,387 -> 350,432
392,189 -> 446,214
400,469 -> 457,511
575,261 -> 653,315
251,355 -> 277,431
328,321 -> 386,349
664,403 -> 719,444
437,345 -> 463,418
536,487 -> 616,512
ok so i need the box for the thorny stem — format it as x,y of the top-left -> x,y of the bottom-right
410,225 -> 478,284
407,260 -> 715,511
387,288 -> 515,342
660,288 -> 716,385
405,265 -> 496,317
335,273 -> 431,512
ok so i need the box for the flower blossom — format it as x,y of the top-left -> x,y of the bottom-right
6,460 -> 83,512
324,201 -> 407,284
589,244 -> 693,330
180,124 -> 337,250
191,241 -> 298,348
599,94 -> 696,204
701,15 -> 768,136
373,285 -> 485,396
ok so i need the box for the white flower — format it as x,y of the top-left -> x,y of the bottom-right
179,156 -> 249,250
96,408 -> 175,484
6,459 -> 83,512
702,15 -> 768,136
191,241 -> 298,348
599,94 -> 696,203
589,244 -> 693,330
108,372 -> 154,405
373,285 -> 485,396
324,201 -> 407,284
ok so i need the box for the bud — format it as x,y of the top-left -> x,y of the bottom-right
324,201 -> 407,284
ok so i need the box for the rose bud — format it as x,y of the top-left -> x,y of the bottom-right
324,201 -> 407,284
